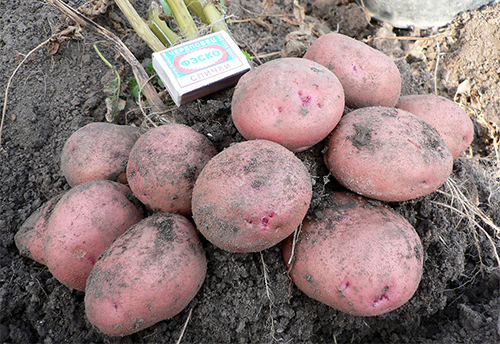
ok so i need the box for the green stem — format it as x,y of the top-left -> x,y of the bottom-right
184,0 -> 228,33
202,1 -> 228,33
114,0 -> 166,52
166,0 -> 199,39
148,2 -> 179,47
183,0 -> 206,22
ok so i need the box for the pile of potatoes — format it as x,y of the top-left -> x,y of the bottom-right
15,32 -> 474,336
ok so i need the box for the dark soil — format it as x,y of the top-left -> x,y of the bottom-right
1,1 -> 500,343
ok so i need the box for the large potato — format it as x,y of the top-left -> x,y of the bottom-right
44,180 -> 144,291
192,139 -> 312,252
303,33 -> 401,109
396,94 -> 474,159
127,123 -> 217,216
60,123 -> 141,186
85,213 -> 207,336
15,194 -> 63,265
283,192 -> 424,316
231,58 -> 345,152
324,106 -> 453,201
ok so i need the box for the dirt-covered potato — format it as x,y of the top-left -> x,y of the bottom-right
283,192 -> 424,316
60,122 -> 141,187
44,180 -> 144,291
396,94 -> 474,159
303,33 -> 401,109
192,139 -> 312,252
85,213 -> 207,336
126,123 -> 217,216
14,194 -> 63,265
231,58 -> 345,152
324,106 -> 453,201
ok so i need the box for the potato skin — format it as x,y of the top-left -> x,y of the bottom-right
126,124 -> 217,216
60,123 -> 141,187
85,213 -> 207,336
303,33 -> 401,109
283,192 -> 423,316
15,194 -> 63,265
44,180 -> 144,291
396,94 -> 474,159
324,107 -> 453,201
231,58 -> 345,152
192,139 -> 312,252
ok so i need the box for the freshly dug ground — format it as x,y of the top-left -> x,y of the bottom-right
1,1 -> 500,343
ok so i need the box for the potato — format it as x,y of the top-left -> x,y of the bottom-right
396,94 -> 474,159
126,124 -> 217,216
15,194 -> 63,265
44,180 -> 144,291
324,106 -> 453,201
283,192 -> 423,316
303,33 -> 401,109
192,139 -> 312,252
231,58 -> 345,152
60,122 -> 141,187
85,213 -> 207,336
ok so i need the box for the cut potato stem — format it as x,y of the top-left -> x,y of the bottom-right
166,0 -> 199,39
184,0 -> 229,33
114,0 -> 166,51
148,2 -> 180,47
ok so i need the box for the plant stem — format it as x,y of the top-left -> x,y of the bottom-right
184,0 -> 228,33
166,0 -> 199,39
114,0 -> 166,52
183,0 -> 206,22
148,2 -> 179,47
202,1 -> 228,33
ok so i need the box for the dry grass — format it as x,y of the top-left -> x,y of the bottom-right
1,38 -> 52,152
434,176 -> 500,270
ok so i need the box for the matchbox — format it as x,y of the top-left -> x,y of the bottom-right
152,30 -> 251,106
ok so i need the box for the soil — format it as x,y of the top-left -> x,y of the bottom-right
1,1 -> 500,343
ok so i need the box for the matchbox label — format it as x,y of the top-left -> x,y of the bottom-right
173,44 -> 229,75
160,33 -> 245,88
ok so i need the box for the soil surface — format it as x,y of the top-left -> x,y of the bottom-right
1,1 -> 500,343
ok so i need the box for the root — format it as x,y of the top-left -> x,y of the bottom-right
175,307 -> 193,344
0,37 -> 52,152
260,252 -> 284,343
433,176 -> 500,271
286,222 -> 302,268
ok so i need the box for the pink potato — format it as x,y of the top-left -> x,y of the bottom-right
303,33 -> 401,109
192,139 -> 312,252
85,213 -> 207,336
324,106 -> 453,201
283,192 -> 423,316
44,180 -> 144,291
231,57 -> 345,152
60,122 -> 141,187
126,123 -> 217,216
15,193 -> 64,265
396,94 -> 474,159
